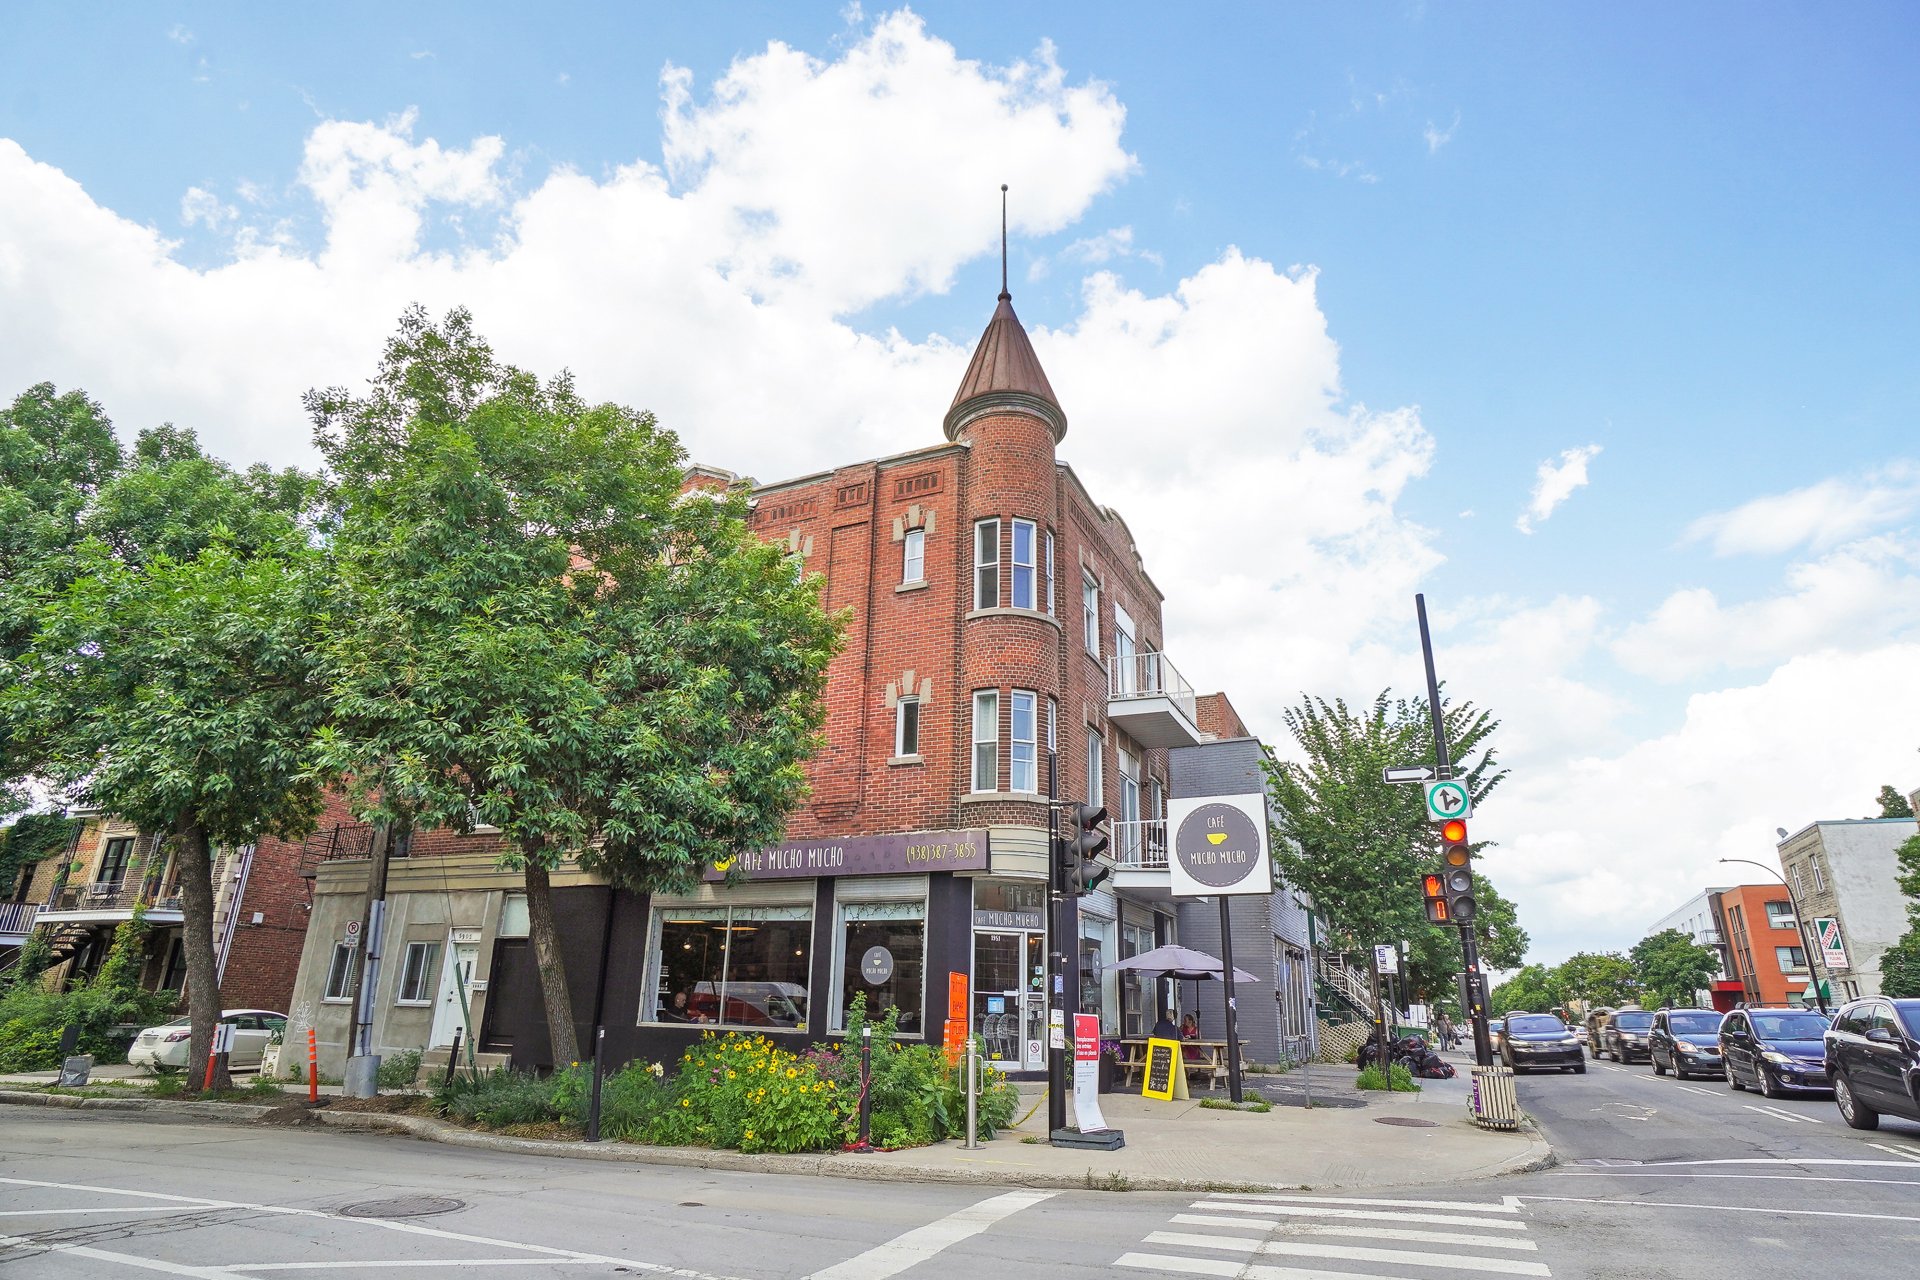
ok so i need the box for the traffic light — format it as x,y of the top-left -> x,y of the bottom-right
1063,803 -> 1111,895
1422,870 -> 1452,924
1439,817 -> 1476,924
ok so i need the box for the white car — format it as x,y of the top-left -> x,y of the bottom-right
127,1009 -> 288,1072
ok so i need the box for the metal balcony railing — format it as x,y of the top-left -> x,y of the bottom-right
0,901 -> 38,934
1108,650 -> 1197,720
44,880 -> 178,914
1699,929 -> 1723,945
1111,818 -> 1167,869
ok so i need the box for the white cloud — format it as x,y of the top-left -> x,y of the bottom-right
1612,535 -> 1920,682
1683,464 -> 1920,556
1423,111 -> 1460,153
1515,443 -> 1600,534
168,24 -> 193,46
180,186 -> 237,229
1483,645 -> 1920,966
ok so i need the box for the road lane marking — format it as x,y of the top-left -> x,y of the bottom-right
1519,1194 -> 1920,1223
1211,1193 -> 1520,1213
806,1189 -> 1055,1280
0,1206 -> 213,1217
1675,1085 -> 1718,1098
1549,1172 -> 1920,1187
1118,1255 -> 1407,1280
1191,1201 -> 1529,1230
1868,1143 -> 1920,1163
1144,1231 -> 1552,1276
1169,1216 -> 1538,1251
1743,1103 -> 1820,1123
0,1233 -> 234,1278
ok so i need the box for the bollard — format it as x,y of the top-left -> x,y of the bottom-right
444,1029 -> 462,1089
855,1024 -> 873,1151
586,1027 -> 605,1143
964,1037 -> 979,1151
307,1029 -> 319,1103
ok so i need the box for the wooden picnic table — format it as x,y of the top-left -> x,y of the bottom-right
1117,1037 -> 1250,1090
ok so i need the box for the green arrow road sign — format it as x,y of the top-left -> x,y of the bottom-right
1424,779 -> 1471,822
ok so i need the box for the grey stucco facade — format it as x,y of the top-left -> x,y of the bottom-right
1778,817 -> 1917,1000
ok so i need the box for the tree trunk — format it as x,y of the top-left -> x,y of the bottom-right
174,818 -> 229,1092
523,860 -> 580,1067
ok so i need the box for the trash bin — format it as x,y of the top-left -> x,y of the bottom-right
1469,1064 -> 1518,1130
1098,1048 -> 1119,1094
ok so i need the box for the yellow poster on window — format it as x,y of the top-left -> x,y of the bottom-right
1141,1037 -> 1188,1100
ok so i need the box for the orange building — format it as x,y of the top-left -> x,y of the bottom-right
1712,884 -> 1814,1007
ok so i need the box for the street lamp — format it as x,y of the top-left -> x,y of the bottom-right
1718,856 -> 1830,1015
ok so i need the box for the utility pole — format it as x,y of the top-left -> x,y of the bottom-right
344,820 -> 392,1098
1417,593 -> 1493,1068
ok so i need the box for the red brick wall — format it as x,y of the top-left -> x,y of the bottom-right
1195,692 -> 1251,741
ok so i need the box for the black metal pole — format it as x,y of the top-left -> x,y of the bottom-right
1047,749 -> 1067,1137
1218,895 -> 1243,1103
443,1029 -> 462,1089
586,1026 -> 605,1142
1418,593 -> 1494,1069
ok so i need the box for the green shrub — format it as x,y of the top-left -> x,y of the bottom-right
377,1049 -> 423,1089
805,996 -> 1019,1148
432,1065 -> 573,1129
1355,1063 -> 1421,1092
660,1032 -> 847,1153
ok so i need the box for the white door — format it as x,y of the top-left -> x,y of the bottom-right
430,942 -> 479,1048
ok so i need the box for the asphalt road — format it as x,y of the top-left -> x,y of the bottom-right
3,1065 -> 1918,1280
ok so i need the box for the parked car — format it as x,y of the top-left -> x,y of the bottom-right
1599,1007 -> 1655,1063
126,1010 -> 287,1072
1650,1007 -> 1725,1079
1583,1007 -> 1615,1056
1498,1011 -> 1586,1073
1721,1007 -> 1832,1097
1825,997 -> 1920,1131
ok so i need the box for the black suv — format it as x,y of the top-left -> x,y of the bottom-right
1650,1008 -> 1725,1079
1598,1007 -> 1655,1063
1720,1006 -> 1831,1097
1825,997 -> 1920,1130
1499,1011 -> 1586,1073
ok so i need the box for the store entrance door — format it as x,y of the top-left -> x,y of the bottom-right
973,930 -> 1049,1072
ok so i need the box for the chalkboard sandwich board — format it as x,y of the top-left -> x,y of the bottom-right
1140,1037 -> 1188,1101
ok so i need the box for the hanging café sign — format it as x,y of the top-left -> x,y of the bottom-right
707,828 -> 989,881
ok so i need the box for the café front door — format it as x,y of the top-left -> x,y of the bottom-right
974,929 -> 1047,1072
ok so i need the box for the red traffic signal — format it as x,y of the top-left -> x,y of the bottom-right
1438,816 -> 1475,923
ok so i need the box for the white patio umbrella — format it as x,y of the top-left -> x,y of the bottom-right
1110,943 -> 1257,985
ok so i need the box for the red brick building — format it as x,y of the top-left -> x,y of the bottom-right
1712,883 -> 1815,1008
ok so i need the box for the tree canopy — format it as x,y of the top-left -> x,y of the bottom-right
1879,829 -> 1920,998
310,307 -> 843,1064
1629,928 -> 1720,1007
1875,785 -> 1913,819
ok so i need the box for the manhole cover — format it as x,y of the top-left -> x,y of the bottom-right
1373,1116 -> 1439,1128
339,1195 -> 465,1219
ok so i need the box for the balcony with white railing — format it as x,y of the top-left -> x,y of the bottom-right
1111,818 -> 1168,870
0,900 -> 38,940
1107,650 -> 1202,749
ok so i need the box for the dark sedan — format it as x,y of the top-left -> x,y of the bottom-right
1500,1012 -> 1586,1073
1721,1007 -> 1831,1097
1826,997 -> 1920,1130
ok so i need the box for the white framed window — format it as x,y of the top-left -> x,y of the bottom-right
1082,572 -> 1100,655
1812,860 -> 1826,891
902,527 -> 925,584
1114,604 -> 1137,693
1775,945 -> 1808,972
972,690 -> 999,791
895,696 -> 921,757
1789,863 -> 1805,896
1116,746 -> 1141,862
395,941 -> 442,1005
322,943 -> 358,1002
1011,520 -> 1036,609
974,519 -> 1000,609
1011,691 -> 1037,792
1086,729 -> 1104,808
644,900 -> 813,1027
1044,530 -> 1055,615
1764,901 -> 1796,930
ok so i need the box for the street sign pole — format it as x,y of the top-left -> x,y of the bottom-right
1418,593 -> 1493,1068
1047,748 -> 1067,1138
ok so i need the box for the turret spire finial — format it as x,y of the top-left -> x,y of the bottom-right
999,184 -> 1010,301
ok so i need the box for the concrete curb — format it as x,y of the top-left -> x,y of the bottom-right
0,1089 -> 1554,1193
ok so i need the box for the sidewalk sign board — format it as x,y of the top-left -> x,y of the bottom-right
1071,1013 -> 1110,1132
1140,1037 -> 1189,1101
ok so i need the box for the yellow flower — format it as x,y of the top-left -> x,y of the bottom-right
786,1068 -> 796,1079
727,1070 -> 736,1079
681,1098 -> 691,1107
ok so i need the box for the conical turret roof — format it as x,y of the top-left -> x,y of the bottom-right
943,292 -> 1067,443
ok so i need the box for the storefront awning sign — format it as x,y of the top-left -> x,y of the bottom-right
708,827 -> 988,882
1166,793 -> 1273,898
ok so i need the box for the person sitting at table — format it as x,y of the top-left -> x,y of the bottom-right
1180,1013 -> 1208,1062
1151,1013 -> 1178,1040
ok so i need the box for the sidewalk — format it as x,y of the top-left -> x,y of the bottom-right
0,1062 -> 1549,1194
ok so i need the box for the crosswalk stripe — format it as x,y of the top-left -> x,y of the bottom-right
1117,1254 -> 1407,1280
1170,1215 -> 1537,1251
1211,1194 -> 1520,1214
1192,1201 -> 1530,1231
1144,1232 -> 1552,1276
1119,1255 -> 1440,1280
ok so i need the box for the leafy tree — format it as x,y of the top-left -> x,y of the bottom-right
1264,688 -> 1509,1045
0,426 -> 327,1090
1554,951 -> 1639,1009
311,307 -> 842,1066
0,812 -> 79,903
1879,830 -> 1920,998
1490,964 -> 1557,1015
1629,928 -> 1720,1007
1875,786 -> 1913,819
1404,875 -> 1529,1005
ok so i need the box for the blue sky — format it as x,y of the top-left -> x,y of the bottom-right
4,3 -> 1917,965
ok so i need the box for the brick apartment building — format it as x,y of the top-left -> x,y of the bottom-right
1711,884 -> 1815,1008
286,280 -> 1315,1079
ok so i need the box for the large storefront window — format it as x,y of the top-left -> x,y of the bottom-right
648,903 -> 811,1030
1080,913 -> 1118,1036
1120,918 -> 1157,1036
836,900 -> 926,1034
